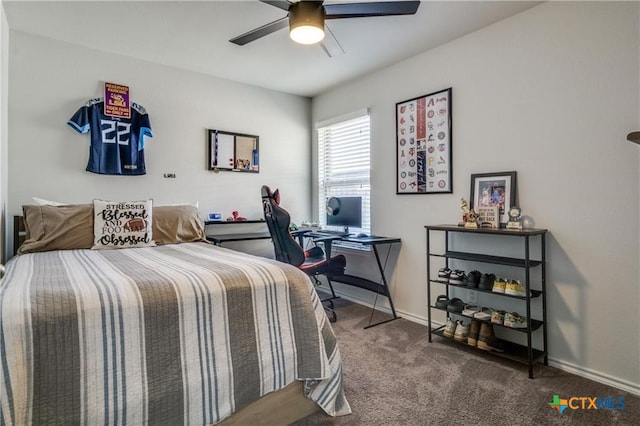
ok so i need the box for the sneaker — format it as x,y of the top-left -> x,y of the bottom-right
438,267 -> 451,280
435,295 -> 449,310
447,297 -> 465,313
491,309 -> 506,325
462,304 -> 480,317
443,318 -> 457,338
477,323 -> 504,352
449,270 -> 465,285
504,312 -> 528,328
478,273 -> 496,291
466,270 -> 482,288
467,319 -> 481,346
474,307 -> 493,321
454,321 -> 469,343
492,277 -> 506,294
504,279 -> 526,297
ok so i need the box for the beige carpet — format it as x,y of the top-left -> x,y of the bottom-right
295,299 -> 640,425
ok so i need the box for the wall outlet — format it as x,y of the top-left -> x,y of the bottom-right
467,289 -> 477,304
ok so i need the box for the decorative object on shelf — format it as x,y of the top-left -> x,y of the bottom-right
506,206 -> 523,230
226,210 -> 247,221
470,171 -> 517,226
208,129 -> 259,173
458,197 -> 480,227
476,205 -> 499,228
463,209 -> 479,229
396,87 -> 452,194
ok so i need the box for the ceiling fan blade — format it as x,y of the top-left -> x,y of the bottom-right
320,24 -> 345,58
324,1 -> 420,19
229,17 -> 289,45
260,0 -> 294,12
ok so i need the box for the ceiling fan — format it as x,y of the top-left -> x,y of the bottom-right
229,1 -> 421,57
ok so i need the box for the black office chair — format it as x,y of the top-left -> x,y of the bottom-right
261,185 -> 345,322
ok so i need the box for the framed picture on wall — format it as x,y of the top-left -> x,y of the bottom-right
470,171 -> 518,225
208,129 -> 259,173
396,87 -> 452,194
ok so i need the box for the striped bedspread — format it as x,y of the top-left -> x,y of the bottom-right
0,242 -> 350,425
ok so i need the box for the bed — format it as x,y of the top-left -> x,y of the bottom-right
0,201 -> 350,425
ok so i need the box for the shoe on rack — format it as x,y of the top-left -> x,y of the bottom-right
467,319 -> 481,346
447,297 -> 466,313
492,277 -> 506,294
449,270 -> 466,285
478,273 -> 496,291
504,312 -> 528,328
491,309 -> 506,325
435,295 -> 449,310
504,279 -> 526,297
438,267 -> 451,280
454,321 -> 469,343
466,270 -> 482,288
474,307 -> 493,321
462,304 -> 480,317
443,318 -> 457,338
477,323 -> 504,352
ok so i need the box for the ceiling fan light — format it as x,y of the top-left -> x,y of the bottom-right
289,2 -> 325,45
290,25 -> 325,44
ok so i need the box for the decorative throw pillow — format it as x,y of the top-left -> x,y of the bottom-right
92,199 -> 155,249
153,204 -> 207,245
18,203 -> 94,254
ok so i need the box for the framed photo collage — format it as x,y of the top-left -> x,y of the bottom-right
396,87 -> 452,194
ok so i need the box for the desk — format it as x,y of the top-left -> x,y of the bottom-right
206,232 -> 272,245
205,220 -> 271,246
306,232 -> 401,328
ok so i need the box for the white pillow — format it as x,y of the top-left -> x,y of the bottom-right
92,199 -> 155,249
32,197 -> 66,206
157,201 -> 199,208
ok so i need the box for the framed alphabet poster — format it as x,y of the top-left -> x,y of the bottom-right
396,87 -> 452,194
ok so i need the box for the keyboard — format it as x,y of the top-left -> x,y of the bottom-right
316,230 -> 350,237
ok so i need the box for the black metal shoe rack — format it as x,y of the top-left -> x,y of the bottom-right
425,225 -> 548,379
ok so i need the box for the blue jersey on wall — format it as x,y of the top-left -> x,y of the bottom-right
67,98 -> 153,175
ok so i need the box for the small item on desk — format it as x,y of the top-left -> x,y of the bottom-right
300,221 -> 321,231
356,233 -> 369,238
226,210 -> 247,221
208,212 -> 223,221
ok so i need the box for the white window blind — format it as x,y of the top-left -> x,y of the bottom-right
317,110 -> 370,234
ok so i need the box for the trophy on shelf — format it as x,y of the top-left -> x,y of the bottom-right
459,197 -> 479,229
506,206 -> 523,230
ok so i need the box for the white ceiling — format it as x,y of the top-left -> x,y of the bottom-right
2,0 -> 541,97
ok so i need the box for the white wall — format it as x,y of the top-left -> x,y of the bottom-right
0,4 -> 7,263
7,31 -> 311,257
313,2 -> 640,393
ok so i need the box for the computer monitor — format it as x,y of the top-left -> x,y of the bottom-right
326,196 -> 362,233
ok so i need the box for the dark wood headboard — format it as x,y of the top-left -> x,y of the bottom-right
14,215 -> 26,255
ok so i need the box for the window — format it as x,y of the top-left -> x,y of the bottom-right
317,109 -> 370,235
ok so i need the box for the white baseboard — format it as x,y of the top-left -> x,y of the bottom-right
547,358 -> 640,396
321,288 -> 640,397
